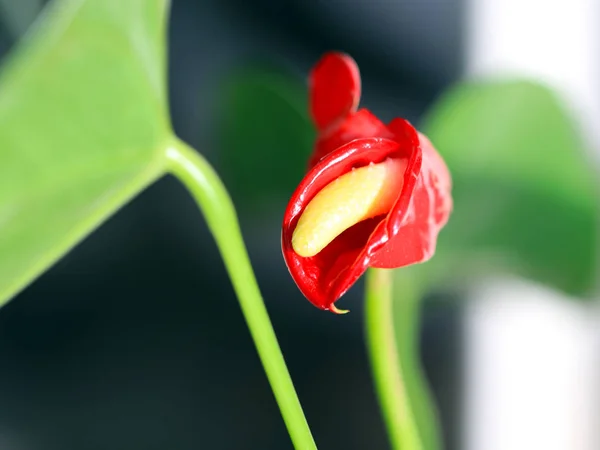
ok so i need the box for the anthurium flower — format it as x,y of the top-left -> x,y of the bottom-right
282,52 -> 452,313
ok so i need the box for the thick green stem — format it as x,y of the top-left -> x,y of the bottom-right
165,138 -> 316,450
365,267 -> 441,450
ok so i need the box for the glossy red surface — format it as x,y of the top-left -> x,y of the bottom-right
282,52 -> 452,312
309,52 -> 361,132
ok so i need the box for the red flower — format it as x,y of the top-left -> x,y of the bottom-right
281,52 -> 452,313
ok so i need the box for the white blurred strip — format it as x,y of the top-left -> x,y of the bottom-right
466,0 -> 600,151
464,2 -> 600,449
464,278 -> 600,450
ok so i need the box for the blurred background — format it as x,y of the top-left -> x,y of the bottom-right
0,0 -> 598,449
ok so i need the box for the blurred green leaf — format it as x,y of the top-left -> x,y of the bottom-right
0,0 -> 171,305
422,80 -> 598,296
217,68 -> 315,207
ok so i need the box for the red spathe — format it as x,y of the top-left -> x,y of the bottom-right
282,52 -> 452,311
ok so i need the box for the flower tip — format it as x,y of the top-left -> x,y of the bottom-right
309,51 -> 361,131
328,304 -> 350,315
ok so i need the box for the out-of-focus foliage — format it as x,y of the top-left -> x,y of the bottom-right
0,0 -> 171,306
422,81 -> 598,296
217,68 -> 315,207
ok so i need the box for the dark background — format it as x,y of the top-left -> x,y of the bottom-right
0,1 -> 463,449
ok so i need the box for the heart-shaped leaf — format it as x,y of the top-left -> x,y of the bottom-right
421,80 -> 598,296
0,0 -> 171,305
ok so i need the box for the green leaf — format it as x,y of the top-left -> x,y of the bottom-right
0,5 -> 317,443
216,68 -> 315,207
421,80 -> 598,296
0,0 -> 171,305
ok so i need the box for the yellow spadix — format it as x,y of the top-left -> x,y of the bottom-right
292,158 -> 406,257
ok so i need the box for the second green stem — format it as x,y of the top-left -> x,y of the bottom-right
365,268 -> 441,450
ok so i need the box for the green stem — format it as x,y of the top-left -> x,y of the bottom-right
165,138 -> 316,450
365,268 -> 440,450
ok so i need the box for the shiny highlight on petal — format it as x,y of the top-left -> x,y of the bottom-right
292,158 -> 407,257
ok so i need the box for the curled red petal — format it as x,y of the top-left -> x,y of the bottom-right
369,119 -> 452,268
282,133 -> 421,311
309,52 -> 361,131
